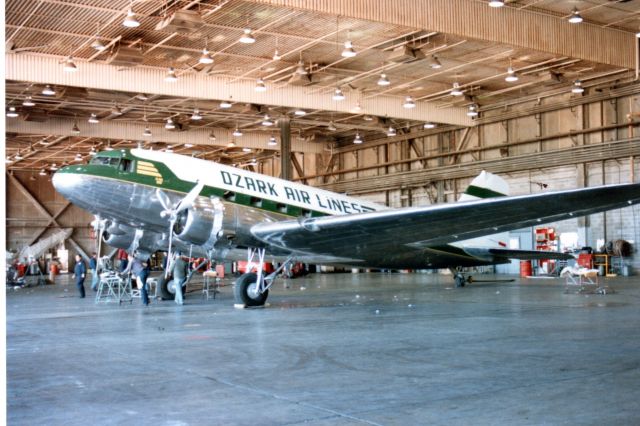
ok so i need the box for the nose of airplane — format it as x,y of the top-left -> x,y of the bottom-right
51,167 -> 82,201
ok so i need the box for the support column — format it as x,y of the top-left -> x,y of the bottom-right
279,117 -> 292,181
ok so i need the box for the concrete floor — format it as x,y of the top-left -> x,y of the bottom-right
7,271 -> 640,425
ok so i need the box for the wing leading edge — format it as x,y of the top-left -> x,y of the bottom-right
251,183 -> 640,263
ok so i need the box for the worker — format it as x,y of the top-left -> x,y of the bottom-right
124,255 -> 151,306
117,248 -> 128,272
49,258 -> 60,284
72,254 -> 87,298
169,252 -> 189,305
89,252 -> 99,291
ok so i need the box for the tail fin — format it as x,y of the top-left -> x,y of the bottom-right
458,171 -> 509,202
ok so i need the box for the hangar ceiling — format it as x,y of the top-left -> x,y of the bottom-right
5,0 -> 640,173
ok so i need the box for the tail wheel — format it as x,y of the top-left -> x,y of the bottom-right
234,272 -> 269,307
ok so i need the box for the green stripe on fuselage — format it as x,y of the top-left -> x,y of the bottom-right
57,151 -> 329,219
464,185 -> 506,199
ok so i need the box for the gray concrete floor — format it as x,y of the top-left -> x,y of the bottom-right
7,271 -> 640,425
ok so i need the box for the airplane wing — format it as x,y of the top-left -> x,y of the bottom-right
251,183 -> 640,259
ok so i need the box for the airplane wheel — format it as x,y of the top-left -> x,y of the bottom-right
234,272 -> 269,307
158,275 -> 175,300
455,275 -> 466,288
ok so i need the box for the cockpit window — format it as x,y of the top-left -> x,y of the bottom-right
90,156 -> 121,167
119,159 -> 133,172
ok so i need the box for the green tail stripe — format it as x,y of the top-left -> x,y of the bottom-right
464,185 -> 506,199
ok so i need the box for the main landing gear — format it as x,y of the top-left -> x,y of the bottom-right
450,267 -> 473,288
234,248 -> 293,307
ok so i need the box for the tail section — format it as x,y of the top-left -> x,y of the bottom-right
458,171 -> 509,202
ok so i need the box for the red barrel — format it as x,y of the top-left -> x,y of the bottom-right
520,260 -> 532,277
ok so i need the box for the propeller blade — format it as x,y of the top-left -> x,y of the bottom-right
165,226 -> 174,279
175,180 -> 205,214
155,188 -> 173,213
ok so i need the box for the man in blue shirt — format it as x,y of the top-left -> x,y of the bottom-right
89,252 -> 99,291
73,254 -> 87,298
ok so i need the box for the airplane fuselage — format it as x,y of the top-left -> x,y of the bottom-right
52,149 -> 507,269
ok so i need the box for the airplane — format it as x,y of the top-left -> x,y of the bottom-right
52,148 -> 640,307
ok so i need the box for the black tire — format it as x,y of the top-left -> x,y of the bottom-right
158,274 -> 175,300
234,272 -> 269,307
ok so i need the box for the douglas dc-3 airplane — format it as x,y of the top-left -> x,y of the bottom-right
52,148 -> 640,306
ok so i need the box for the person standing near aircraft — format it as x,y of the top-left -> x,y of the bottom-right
89,252 -> 99,291
123,255 -> 151,306
72,254 -> 86,298
169,252 -> 188,305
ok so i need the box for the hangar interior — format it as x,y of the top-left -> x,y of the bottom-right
5,0 -> 640,424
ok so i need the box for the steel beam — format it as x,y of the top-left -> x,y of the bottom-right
5,53 -> 472,127
6,117 -> 323,154
249,0 -> 636,69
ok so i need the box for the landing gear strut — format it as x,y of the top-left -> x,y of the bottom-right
450,267 -> 473,288
234,248 -> 293,307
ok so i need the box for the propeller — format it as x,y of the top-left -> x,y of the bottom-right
156,180 -> 205,277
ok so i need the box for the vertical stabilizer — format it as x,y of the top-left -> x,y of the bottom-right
458,171 -> 509,202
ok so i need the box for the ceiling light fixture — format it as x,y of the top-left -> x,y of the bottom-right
50,163 -> 59,170
505,65 -> 519,82
123,8 -> 140,28
377,73 -> 390,86
6,106 -> 19,118
568,8 -> 583,24
104,143 -> 113,151
341,39 -> 356,58
164,67 -> 178,83
88,113 -> 100,124
328,121 -> 337,131
5,157 -> 13,164
165,117 -> 176,129
428,55 -> 442,69
242,147 -> 252,153
74,153 -> 83,162
227,141 -> 236,148
111,105 -> 123,115
90,147 -> 97,156
488,0 -> 505,7
273,49 -> 281,60
71,121 -> 80,134
91,39 -> 106,51
386,126 -> 397,137
199,48 -> 214,64
42,85 -> 55,96
63,56 -> 78,72
143,127 -> 152,137
353,132 -> 363,144
233,127 -> 243,137
255,78 -> 267,92
22,96 -> 35,107
239,28 -> 255,44
403,95 -> 416,109
261,115 -> 274,126
353,102 -> 363,113
363,115 -> 374,121
295,60 -> 308,75
14,151 -> 23,161
39,169 -> 47,176
220,98 -> 232,108
423,122 -> 436,129
165,146 -> 173,153
268,136 -> 278,146
572,79 -> 584,94
184,143 -> 194,148
294,108 -> 306,116
332,87 -> 345,101
209,132 -> 216,141
191,108 -> 202,120
467,104 -> 479,117
451,82 -> 464,96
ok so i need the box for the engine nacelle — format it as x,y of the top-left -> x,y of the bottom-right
173,197 -> 226,250
103,227 -> 136,249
